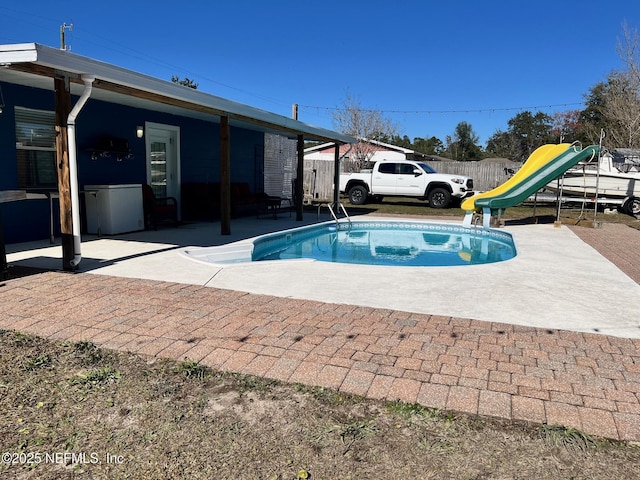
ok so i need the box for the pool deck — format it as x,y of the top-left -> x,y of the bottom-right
2,214 -> 640,442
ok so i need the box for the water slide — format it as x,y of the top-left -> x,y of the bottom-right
462,143 -> 600,228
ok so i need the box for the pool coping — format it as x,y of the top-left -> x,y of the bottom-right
180,218 -> 517,267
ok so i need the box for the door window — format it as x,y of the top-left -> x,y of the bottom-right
378,163 -> 396,174
398,164 -> 417,175
149,141 -> 167,198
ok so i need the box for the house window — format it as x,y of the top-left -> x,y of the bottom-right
15,107 -> 57,188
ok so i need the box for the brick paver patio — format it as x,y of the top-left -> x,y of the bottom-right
1,236 -> 639,443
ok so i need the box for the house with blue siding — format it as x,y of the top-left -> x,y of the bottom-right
0,43 -> 353,272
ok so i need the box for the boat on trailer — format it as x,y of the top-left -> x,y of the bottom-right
546,149 -> 640,215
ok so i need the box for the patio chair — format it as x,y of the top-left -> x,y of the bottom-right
256,192 -> 292,219
142,184 -> 178,230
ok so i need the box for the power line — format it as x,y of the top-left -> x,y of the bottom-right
0,6 -> 291,109
298,102 -> 587,115
0,7 -> 592,118
67,28 -> 283,104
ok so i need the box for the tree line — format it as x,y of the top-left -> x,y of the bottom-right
333,23 -> 640,163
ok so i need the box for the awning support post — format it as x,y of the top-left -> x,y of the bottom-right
54,75 -> 75,270
296,134 -> 304,221
332,143 -> 341,212
220,115 -> 231,235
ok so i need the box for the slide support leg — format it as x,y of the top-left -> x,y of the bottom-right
482,208 -> 492,230
462,212 -> 473,228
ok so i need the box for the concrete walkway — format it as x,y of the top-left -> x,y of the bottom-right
2,217 -> 640,442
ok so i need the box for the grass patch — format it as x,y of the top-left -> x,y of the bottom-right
335,198 -> 640,230
293,384 -> 359,406
23,354 -> 52,371
71,340 -> 104,364
540,423 -> 599,453
68,366 -> 121,386
176,360 -> 209,380
228,372 -> 279,393
1,322 -> 639,478
10,331 -> 39,347
386,400 -> 441,420
328,419 -> 378,456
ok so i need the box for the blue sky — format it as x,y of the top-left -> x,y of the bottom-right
1,1 -> 637,146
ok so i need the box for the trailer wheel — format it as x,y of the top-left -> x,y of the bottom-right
623,196 -> 640,216
347,185 -> 368,205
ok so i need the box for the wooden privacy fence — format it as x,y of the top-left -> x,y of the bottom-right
303,159 -> 521,201
303,160 -> 337,202
432,160 -> 520,191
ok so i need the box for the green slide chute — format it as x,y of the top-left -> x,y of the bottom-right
462,143 -> 599,228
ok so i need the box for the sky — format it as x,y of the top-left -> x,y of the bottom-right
1,1 -> 638,146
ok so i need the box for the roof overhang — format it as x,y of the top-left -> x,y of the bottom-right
304,138 -> 422,155
0,43 -> 355,144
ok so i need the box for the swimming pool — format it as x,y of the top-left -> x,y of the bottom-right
184,220 -> 516,267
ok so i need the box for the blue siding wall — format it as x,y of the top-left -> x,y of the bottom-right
179,121 -> 264,186
76,100 -> 147,186
180,117 -> 219,184
230,127 -> 264,186
0,83 -> 56,243
0,81 -> 265,244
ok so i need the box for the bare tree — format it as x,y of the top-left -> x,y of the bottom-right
550,110 -> 590,144
332,91 -> 397,171
602,70 -> 640,147
617,21 -> 640,83
486,130 -> 522,160
601,23 -> 640,147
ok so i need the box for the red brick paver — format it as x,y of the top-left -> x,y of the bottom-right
569,223 -> 640,284
1,267 -> 640,442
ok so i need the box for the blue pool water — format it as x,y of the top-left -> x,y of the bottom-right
252,221 -> 516,266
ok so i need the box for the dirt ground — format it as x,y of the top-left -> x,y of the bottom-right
1,330 -> 638,480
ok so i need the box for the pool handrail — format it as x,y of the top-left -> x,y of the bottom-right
318,202 -> 352,228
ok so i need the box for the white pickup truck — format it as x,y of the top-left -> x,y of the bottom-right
339,159 -> 474,208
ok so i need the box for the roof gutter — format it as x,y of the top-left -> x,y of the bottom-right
66,74 -> 94,268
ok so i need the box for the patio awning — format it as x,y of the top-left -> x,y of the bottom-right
0,43 -> 355,144
0,42 -> 354,270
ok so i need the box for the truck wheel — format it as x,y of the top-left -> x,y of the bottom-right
428,188 -> 451,208
348,186 -> 368,205
623,196 -> 640,216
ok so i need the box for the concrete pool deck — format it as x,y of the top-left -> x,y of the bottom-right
2,214 -> 640,442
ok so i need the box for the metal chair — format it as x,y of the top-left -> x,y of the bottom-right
142,184 -> 178,230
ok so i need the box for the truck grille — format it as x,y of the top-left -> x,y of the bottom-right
466,179 -> 474,190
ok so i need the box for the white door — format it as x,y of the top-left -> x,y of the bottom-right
395,162 -> 425,195
373,162 -> 398,195
145,123 -> 180,218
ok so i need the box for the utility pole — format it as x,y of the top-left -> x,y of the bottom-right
60,23 -> 73,51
